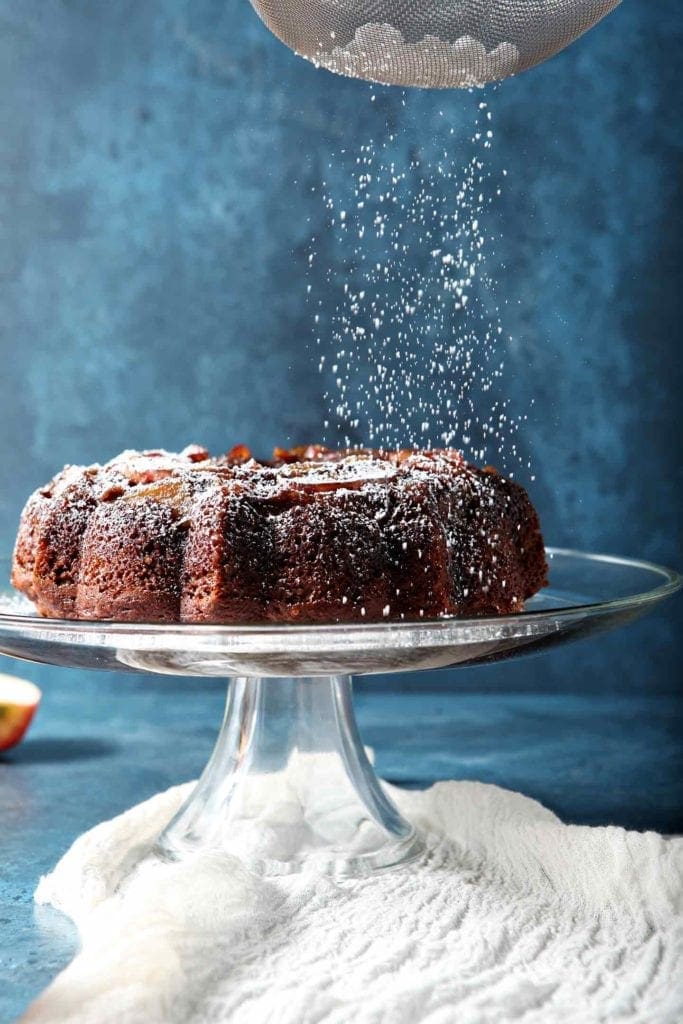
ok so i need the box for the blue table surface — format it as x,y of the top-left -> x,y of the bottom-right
1,654 -> 681,1024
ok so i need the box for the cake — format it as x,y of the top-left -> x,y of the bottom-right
11,445 -> 547,623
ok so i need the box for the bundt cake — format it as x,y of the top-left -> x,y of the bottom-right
12,445 -> 547,624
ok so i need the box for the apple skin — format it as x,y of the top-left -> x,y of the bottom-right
0,674 -> 41,752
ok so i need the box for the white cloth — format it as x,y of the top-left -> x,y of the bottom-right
22,780 -> 683,1024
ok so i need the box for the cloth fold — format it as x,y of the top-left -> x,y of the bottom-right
22,780 -> 683,1024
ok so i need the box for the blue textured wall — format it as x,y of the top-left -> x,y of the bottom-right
0,0 -> 681,692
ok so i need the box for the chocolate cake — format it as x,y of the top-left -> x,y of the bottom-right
12,445 -> 547,623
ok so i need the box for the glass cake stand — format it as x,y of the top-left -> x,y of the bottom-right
0,548 -> 679,877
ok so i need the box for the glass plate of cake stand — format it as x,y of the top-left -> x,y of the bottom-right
0,548 -> 679,879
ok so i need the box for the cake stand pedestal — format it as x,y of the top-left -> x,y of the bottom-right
157,674 -> 421,874
0,549 -> 679,877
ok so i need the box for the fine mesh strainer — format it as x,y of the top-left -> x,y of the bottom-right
248,0 -> 621,87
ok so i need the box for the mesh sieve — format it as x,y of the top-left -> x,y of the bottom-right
248,0 -> 621,87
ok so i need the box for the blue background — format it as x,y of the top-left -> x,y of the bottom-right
0,1 -> 681,1017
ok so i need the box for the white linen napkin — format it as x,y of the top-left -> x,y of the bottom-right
21,780 -> 683,1024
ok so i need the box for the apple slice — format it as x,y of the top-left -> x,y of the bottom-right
0,674 -> 41,752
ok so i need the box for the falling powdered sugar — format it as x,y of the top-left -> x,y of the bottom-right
308,97 -> 534,479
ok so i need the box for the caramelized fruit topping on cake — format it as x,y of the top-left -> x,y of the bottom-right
12,445 -> 547,623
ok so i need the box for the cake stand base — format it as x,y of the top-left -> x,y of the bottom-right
155,675 -> 424,877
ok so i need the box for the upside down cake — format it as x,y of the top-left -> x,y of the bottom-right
12,445 -> 547,623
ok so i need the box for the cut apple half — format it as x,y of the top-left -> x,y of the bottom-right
0,673 -> 41,752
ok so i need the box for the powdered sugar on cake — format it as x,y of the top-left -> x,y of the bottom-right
12,445 -> 547,625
